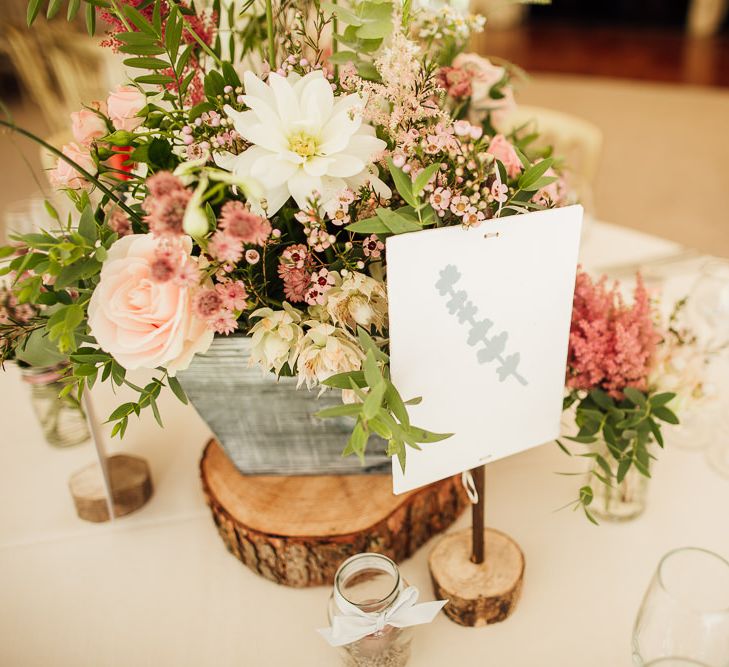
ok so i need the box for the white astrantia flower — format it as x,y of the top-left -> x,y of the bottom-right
216,70 -> 391,215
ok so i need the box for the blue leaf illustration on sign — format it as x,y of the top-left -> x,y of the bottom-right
436,265 -> 528,386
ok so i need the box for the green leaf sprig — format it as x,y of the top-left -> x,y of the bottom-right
557,387 -> 678,523
316,327 -> 451,471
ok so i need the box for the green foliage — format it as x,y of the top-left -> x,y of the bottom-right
324,0 -> 395,80
316,327 -> 451,469
557,387 -> 678,522
345,161 -> 440,238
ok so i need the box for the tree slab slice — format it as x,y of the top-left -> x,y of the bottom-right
429,527 -> 525,627
69,454 -> 153,523
200,439 -> 469,587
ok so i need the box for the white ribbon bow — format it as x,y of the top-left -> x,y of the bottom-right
317,585 -> 447,647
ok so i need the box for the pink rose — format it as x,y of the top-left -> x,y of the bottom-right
49,143 -> 97,191
480,86 -> 516,129
107,85 -> 146,132
71,108 -> 108,145
486,134 -> 523,179
88,234 -> 213,373
453,53 -> 505,96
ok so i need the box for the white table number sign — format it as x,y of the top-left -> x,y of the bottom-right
386,205 -> 583,493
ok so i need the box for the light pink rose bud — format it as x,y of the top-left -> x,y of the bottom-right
107,85 -> 146,132
486,134 -> 523,179
71,108 -> 108,145
49,143 -> 96,191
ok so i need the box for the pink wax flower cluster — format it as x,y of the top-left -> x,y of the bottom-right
567,269 -> 661,398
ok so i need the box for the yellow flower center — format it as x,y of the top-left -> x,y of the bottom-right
288,131 -> 320,159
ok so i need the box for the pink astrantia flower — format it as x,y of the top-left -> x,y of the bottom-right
210,310 -> 238,335
193,288 -> 224,320
215,280 -> 248,311
208,231 -> 243,263
146,171 -> 185,198
362,235 -> 384,259
279,267 -> 310,303
567,269 -> 661,398
144,188 -> 192,238
218,201 -> 272,245
486,134 -> 523,179
107,207 -> 132,236
175,259 -> 200,288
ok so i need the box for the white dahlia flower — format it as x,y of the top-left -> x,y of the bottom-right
217,70 -> 390,215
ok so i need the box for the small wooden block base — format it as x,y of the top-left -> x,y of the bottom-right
69,454 -> 153,523
200,439 -> 469,587
429,527 -> 525,627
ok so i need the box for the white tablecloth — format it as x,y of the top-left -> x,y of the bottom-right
0,222 -> 726,667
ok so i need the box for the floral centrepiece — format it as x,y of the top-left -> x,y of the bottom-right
559,268 -> 704,522
2,0 -> 571,460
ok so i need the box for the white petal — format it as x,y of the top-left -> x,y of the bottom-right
268,73 -> 300,128
288,170 -> 322,209
346,132 -> 387,160
243,71 -> 275,107
324,153 -> 365,178
302,156 -> 333,177
261,183 -> 291,216
299,76 -> 334,126
239,120 -> 287,153
218,145 -> 269,178
251,153 -> 299,187
240,94 -> 281,129
291,69 -> 325,95
320,101 -> 364,154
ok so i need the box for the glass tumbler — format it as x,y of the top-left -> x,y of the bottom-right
633,547 -> 729,666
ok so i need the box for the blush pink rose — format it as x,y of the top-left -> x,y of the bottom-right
88,234 -> 213,373
49,143 -> 97,191
453,53 -> 505,92
107,85 -> 146,132
71,109 -> 108,145
486,134 -> 523,179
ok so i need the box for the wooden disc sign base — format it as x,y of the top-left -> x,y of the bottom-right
429,465 -> 525,627
200,439 -> 469,587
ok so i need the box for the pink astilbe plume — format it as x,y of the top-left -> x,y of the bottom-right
567,269 -> 661,398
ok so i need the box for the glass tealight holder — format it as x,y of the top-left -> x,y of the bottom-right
327,553 -> 413,667
21,364 -> 90,448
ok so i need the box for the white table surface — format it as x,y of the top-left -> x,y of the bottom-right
1,221 -> 727,667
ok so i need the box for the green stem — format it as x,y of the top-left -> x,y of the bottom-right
265,0 -> 275,67
182,15 -> 224,67
331,0 -> 338,77
0,120 -> 141,223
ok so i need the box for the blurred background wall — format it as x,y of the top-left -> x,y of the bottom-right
1,0 -> 728,255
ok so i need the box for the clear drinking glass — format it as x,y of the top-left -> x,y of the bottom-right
327,553 -> 413,667
633,547 -> 729,667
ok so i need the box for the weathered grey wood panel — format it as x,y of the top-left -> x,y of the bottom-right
177,336 -> 390,475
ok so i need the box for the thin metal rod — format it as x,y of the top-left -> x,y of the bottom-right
471,465 -> 485,564
81,392 -> 115,521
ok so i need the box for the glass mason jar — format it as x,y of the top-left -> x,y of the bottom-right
327,554 -> 413,667
20,364 -> 90,448
590,440 -> 649,522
